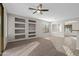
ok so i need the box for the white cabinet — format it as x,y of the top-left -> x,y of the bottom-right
72,22 -> 79,30
72,21 -> 79,50
76,32 -> 79,50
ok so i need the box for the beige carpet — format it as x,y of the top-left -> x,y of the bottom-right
3,38 -> 66,56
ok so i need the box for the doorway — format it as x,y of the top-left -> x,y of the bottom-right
0,3 -> 4,56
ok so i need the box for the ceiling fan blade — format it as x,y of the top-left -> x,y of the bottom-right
33,10 -> 38,14
29,8 -> 36,10
40,9 -> 49,11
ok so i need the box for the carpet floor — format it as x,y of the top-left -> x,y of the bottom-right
3,38 -> 66,56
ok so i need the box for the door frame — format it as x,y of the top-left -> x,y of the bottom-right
0,3 -> 4,56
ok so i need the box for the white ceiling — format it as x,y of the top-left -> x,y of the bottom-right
4,3 -> 79,22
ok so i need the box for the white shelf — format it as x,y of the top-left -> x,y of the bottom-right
15,22 -> 25,24
15,33 -> 25,35
28,33 -> 36,35
15,28 -> 25,29
29,22 -> 36,24
29,31 -> 36,32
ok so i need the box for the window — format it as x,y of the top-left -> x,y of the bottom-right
52,24 -> 62,32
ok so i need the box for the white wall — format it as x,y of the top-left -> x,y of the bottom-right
7,14 -> 15,42
7,13 -> 51,42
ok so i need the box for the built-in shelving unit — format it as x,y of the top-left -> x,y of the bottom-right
15,18 -> 25,39
28,20 -> 36,38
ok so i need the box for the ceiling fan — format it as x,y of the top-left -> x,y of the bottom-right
29,4 -> 49,14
